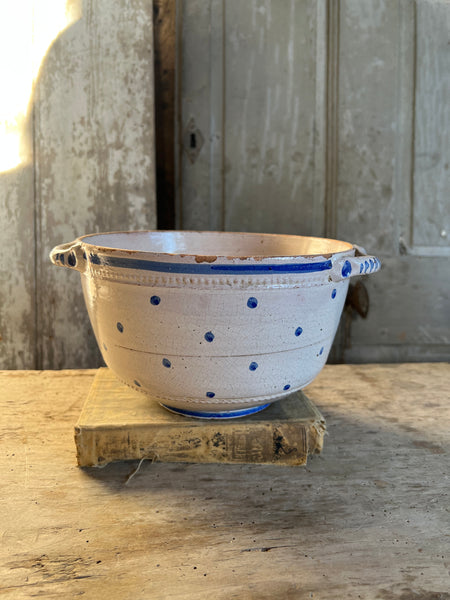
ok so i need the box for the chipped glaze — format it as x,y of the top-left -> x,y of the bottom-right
50,231 -> 381,418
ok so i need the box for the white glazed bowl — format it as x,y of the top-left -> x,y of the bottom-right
50,231 -> 380,418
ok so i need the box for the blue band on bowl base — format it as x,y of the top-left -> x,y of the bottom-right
160,403 -> 271,419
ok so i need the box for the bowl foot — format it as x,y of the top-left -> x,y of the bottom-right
160,403 -> 271,419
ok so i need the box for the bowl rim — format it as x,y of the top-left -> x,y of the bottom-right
77,230 -> 355,260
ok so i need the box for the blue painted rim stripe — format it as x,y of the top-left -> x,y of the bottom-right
160,403 -> 271,419
89,253 -> 333,275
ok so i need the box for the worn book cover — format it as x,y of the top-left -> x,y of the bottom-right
75,368 -> 326,467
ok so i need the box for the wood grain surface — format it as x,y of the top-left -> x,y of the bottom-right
0,0 -> 157,370
34,0 -> 156,370
1,363 -> 449,598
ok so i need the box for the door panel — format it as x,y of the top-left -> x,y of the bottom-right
178,0 -> 450,363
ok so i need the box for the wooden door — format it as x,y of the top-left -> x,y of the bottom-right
177,0 -> 450,363
0,0 -> 157,369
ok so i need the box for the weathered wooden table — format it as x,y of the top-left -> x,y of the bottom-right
1,364 -> 449,599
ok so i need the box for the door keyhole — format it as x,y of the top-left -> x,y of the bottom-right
183,118 -> 204,163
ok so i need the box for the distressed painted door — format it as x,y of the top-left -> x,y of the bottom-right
177,0 -> 450,363
0,0 -> 156,369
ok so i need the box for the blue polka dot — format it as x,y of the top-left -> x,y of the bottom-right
283,384 -> 291,391
134,380 -> 141,387
360,263 -> 364,274
204,331 -> 215,342
117,322 -> 124,333
247,297 -> 258,309
249,362 -> 258,371
206,391 -> 215,398
295,327 -> 303,337
365,260 -> 369,273
319,347 -> 324,355
331,289 -> 337,299
150,295 -> 161,306
162,358 -> 171,368
341,260 -> 352,278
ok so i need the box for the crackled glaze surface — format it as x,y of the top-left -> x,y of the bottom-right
50,231 -> 381,416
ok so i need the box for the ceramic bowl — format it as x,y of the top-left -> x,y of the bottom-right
50,231 -> 380,418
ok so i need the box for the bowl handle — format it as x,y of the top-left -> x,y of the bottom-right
330,245 -> 381,282
49,241 -> 86,272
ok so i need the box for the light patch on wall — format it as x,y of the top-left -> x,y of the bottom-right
0,1 -> 81,173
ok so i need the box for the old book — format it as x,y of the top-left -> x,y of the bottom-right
75,368 -> 326,467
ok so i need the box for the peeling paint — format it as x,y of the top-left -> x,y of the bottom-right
0,0 -> 156,369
